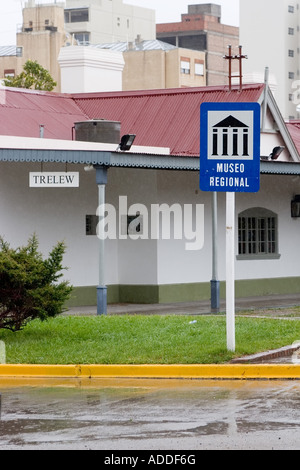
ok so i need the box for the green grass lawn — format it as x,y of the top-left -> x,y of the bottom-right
1,314 -> 300,365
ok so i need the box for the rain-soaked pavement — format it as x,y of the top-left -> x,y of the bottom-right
0,378 -> 300,450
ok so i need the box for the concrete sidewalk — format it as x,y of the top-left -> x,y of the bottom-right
65,293 -> 300,316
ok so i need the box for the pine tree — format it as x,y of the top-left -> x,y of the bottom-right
0,235 -> 72,331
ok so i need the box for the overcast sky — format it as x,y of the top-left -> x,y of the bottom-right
0,0 -> 239,46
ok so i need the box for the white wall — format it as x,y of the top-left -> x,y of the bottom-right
240,0 -> 299,119
1,162 -> 300,291
106,168 -> 159,285
65,0 -> 156,44
0,161 -> 117,288
58,46 -> 124,93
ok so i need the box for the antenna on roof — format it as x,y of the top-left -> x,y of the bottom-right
224,45 -> 248,92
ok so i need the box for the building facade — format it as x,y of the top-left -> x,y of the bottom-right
91,38 -> 206,91
0,0 -> 156,93
156,3 -> 240,86
1,84 -> 300,308
64,0 -> 156,45
0,1 -> 67,92
240,0 -> 300,120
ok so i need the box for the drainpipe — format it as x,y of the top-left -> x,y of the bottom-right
39,125 -> 44,139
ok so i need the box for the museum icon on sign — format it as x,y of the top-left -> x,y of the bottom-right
212,115 -> 249,157
207,112 -> 254,161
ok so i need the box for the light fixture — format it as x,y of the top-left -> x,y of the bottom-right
269,146 -> 285,160
117,134 -> 136,151
260,146 -> 285,161
291,195 -> 300,218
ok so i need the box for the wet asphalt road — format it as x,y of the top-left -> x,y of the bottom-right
0,378 -> 300,450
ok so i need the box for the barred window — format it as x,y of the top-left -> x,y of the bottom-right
238,208 -> 280,260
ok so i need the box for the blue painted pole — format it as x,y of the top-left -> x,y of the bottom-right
95,166 -> 108,315
211,192 -> 220,312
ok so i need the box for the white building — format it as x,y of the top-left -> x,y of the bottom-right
1,83 -> 300,311
240,0 -> 300,120
58,45 -> 125,93
64,0 -> 156,45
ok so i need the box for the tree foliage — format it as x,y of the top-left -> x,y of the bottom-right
3,60 -> 57,91
0,235 -> 72,332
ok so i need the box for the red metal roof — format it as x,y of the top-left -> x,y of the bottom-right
0,87 -> 88,140
73,84 -> 265,156
286,121 -> 300,155
0,84 -> 265,156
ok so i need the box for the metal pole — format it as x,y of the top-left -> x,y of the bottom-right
238,45 -> 243,92
95,166 -> 108,315
226,192 -> 235,352
262,67 -> 269,131
228,45 -> 232,91
211,192 -> 220,312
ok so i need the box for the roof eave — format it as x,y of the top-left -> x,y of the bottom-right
1,148 -> 300,175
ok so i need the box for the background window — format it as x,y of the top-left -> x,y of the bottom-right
238,208 -> 280,260
195,61 -> 204,76
4,69 -> 15,78
74,32 -> 90,45
65,8 -> 89,23
86,215 -> 98,236
180,58 -> 191,74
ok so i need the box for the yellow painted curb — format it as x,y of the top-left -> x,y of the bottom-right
0,364 -> 300,379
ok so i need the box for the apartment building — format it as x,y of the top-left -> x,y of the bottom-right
240,0 -> 300,120
156,3 -> 240,86
0,1 -> 66,91
0,0 -> 155,92
64,0 -> 155,45
92,37 -> 206,91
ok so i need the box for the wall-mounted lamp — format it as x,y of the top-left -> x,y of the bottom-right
269,146 -> 285,160
117,134 -> 136,151
291,195 -> 300,218
261,146 -> 285,161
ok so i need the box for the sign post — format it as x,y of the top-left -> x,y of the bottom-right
200,102 -> 260,351
226,191 -> 235,351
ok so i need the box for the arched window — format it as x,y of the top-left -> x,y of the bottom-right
237,208 -> 280,260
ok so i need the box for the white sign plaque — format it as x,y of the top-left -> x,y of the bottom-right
29,172 -> 79,188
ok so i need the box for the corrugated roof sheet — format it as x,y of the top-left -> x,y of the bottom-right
0,87 -> 88,140
73,84 -> 265,156
286,121 -> 300,155
0,45 -> 18,56
92,40 -> 177,52
0,84 -> 265,156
